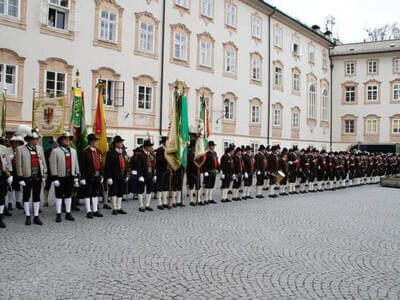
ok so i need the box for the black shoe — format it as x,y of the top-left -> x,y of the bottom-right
262,188 -> 269,191
204,200 -> 209,205
118,209 -> 127,215
256,195 -> 264,199
173,204 -> 177,208
232,198 -> 238,201
247,196 -> 254,199
4,207 -> 12,217
145,206 -> 153,211
158,205 -> 165,209
112,210 -> 118,215
103,203 -> 112,210
16,202 -> 23,210
163,204 -> 169,209
86,212 -> 93,219
0,215 -> 5,228
65,213 -> 75,221
209,200 -> 217,204
33,216 -> 43,225
199,202 -> 205,206
221,199 -> 226,203
93,211 -> 103,217
56,214 -> 62,223
242,197 -> 247,200
269,195 -> 277,198
7,203 -> 12,211
178,203 -> 185,207
225,199 -> 231,202
139,207 -> 145,212
25,216 -> 31,225
190,202 -> 195,206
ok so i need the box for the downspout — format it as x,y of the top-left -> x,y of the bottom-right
159,0 -> 166,136
329,53 -> 333,151
267,8 -> 276,145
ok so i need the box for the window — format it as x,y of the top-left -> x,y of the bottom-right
252,16 -> 261,39
367,85 -> 378,101
322,51 -> 328,69
322,89 -> 329,121
293,38 -> 300,56
0,63 -> 16,95
395,59 -> 400,73
345,120 -> 354,134
393,119 -> 400,134
137,85 -> 152,110
366,119 -> 378,134
292,111 -> 299,129
250,143 -> 259,151
274,66 -> 282,86
368,60 -> 377,74
345,86 -> 355,102
394,83 -> 400,101
345,62 -> 355,75
274,26 -> 282,47
273,108 -> 281,126
174,31 -> 187,60
175,0 -> 188,8
98,79 -> 115,106
251,105 -> 259,123
225,49 -> 235,73
293,72 -> 300,92
48,0 -> 69,30
200,39 -> 211,67
139,22 -> 154,53
224,99 -> 234,120
308,84 -> 316,119
45,71 -> 66,97
201,0 -> 212,18
252,58 -> 260,81
99,10 -> 117,43
309,45 -> 315,63
0,0 -> 18,17
225,3 -> 236,28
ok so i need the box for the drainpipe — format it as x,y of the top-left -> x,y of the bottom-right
159,0 -> 166,136
267,8 -> 276,145
329,54 -> 333,151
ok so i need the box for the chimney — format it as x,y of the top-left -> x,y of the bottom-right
324,30 -> 332,40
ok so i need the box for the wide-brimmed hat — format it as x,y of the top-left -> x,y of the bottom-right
113,135 -> 124,144
208,141 -> 216,146
234,147 -> 242,152
24,128 -> 40,142
88,133 -> 99,142
143,139 -> 153,147
57,131 -> 72,143
225,144 -> 235,152
10,135 -> 25,144
258,145 -> 266,151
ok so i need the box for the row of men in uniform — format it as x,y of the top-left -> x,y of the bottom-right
1,129 -> 399,228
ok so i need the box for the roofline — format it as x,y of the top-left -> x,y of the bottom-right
330,49 -> 400,58
253,0 -> 334,46
334,38 -> 400,47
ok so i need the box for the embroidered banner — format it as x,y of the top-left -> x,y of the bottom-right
33,96 -> 66,136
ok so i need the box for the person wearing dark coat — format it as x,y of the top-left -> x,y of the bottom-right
232,147 -> 244,201
267,145 -> 280,198
287,148 -> 298,194
254,145 -> 267,198
220,144 -> 235,203
136,140 -> 155,212
279,148 -> 289,195
155,136 -> 169,209
187,142 -> 202,206
104,135 -> 128,215
242,146 -> 254,199
202,141 -> 218,204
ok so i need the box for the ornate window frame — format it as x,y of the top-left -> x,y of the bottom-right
134,11 -> 160,60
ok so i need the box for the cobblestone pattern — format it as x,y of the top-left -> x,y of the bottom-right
1,185 -> 400,299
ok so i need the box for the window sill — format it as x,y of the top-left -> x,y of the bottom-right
364,100 -> 380,105
224,24 -> 237,32
93,39 -> 121,51
223,72 -> 237,80
250,78 -> 262,86
170,58 -> 190,68
134,49 -> 158,60
342,101 -> 358,105
390,99 -> 400,104
320,120 -> 329,128
273,85 -> 283,92
291,90 -> 301,96
40,25 -> 74,40
0,15 -> 26,30
197,64 -> 214,73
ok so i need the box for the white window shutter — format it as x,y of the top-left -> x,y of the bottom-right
39,1 -> 48,25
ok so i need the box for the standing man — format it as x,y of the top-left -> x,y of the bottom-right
267,145 -> 280,198
104,135 -> 128,216
232,147 -> 244,201
7,134 -> 25,210
202,141 -> 218,204
80,133 -> 104,219
187,141 -> 202,206
242,146 -> 254,199
279,148 -> 289,196
287,148 -> 298,194
136,140 -> 155,212
220,144 -> 234,203
44,138 -> 58,207
15,128 -> 47,226
155,136 -> 169,209
254,145 -> 267,198
0,143 -> 13,228
49,131 -> 80,223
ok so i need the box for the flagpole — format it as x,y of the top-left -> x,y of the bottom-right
196,166 -> 200,205
32,88 -> 35,129
1,88 -> 7,138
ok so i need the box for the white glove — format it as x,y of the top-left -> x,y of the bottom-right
42,177 -> 46,183
204,172 -> 209,177
74,178 -> 79,187
107,178 -> 113,186
221,174 -> 225,179
53,180 -> 60,187
19,180 -> 26,186
139,176 -> 145,182
200,173 -> 204,180
9,154 -> 14,161
131,170 -> 137,175
7,176 -> 13,185
257,171 -> 261,175
232,174 -> 236,180
100,177 -> 104,184
244,172 -> 249,179
80,179 -> 86,185
125,177 -> 129,182
153,176 -> 157,183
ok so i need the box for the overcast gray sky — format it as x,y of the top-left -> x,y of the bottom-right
265,0 -> 400,43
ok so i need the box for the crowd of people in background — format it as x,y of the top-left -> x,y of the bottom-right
1,127 -> 399,229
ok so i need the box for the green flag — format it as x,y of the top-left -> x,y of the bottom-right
179,94 -> 189,168
0,90 -> 6,138
70,87 -> 88,164
194,96 -> 209,167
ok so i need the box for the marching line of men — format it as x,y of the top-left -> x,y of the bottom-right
1,130 -> 399,229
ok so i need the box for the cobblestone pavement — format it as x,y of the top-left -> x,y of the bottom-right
1,185 -> 400,299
